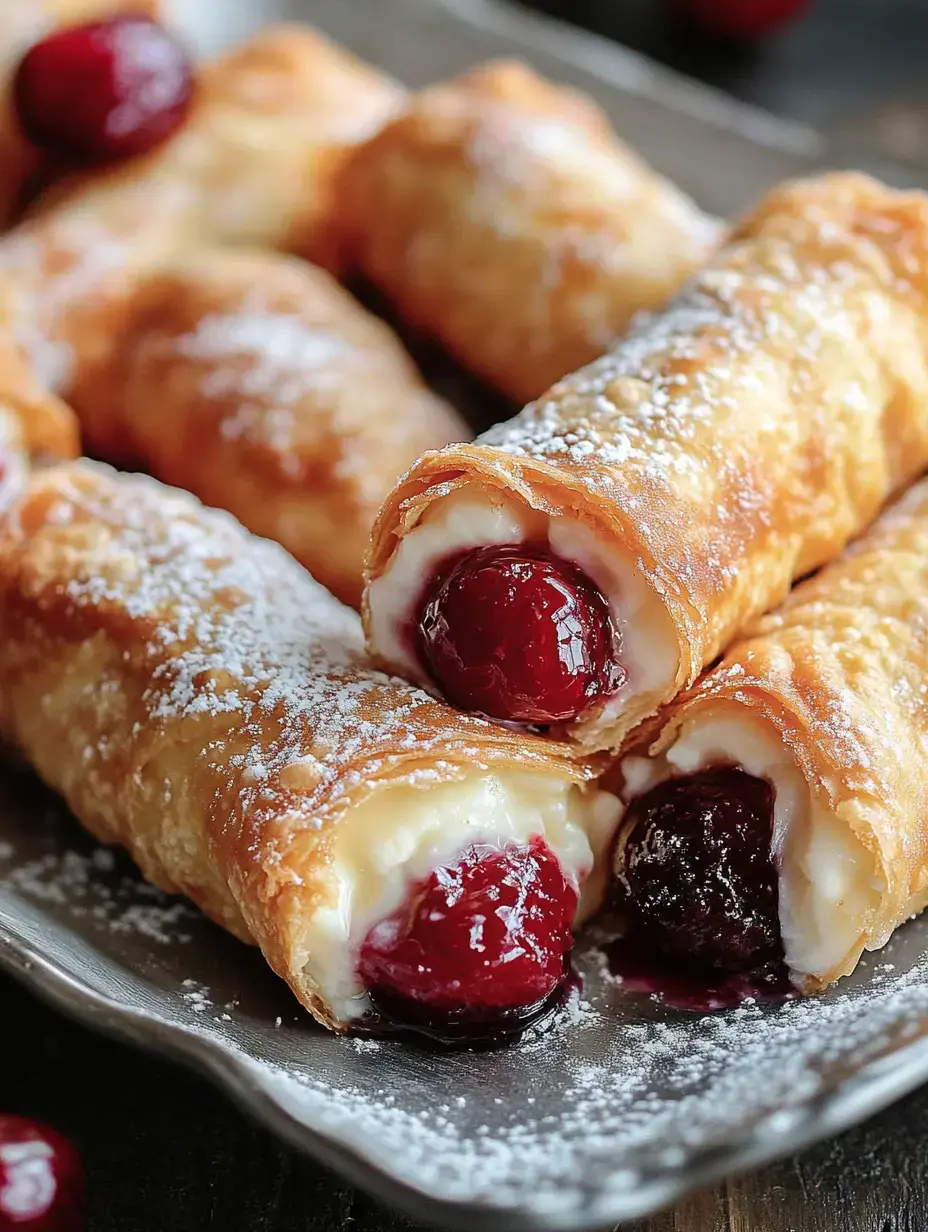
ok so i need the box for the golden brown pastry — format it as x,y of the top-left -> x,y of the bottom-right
366,173 -> 928,755
0,23 -> 405,409
615,476 -> 928,995
0,0 -> 158,226
80,247 -> 467,606
0,461 -> 621,1034
340,60 -> 721,404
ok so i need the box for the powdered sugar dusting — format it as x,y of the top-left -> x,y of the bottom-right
481,234 -> 870,494
21,463 -> 578,852
177,311 -> 347,410
232,929 -> 928,1215
0,837 -> 197,944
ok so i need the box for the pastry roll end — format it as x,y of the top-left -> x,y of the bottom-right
614,478 -> 928,994
365,171 -> 928,756
0,462 -> 621,1035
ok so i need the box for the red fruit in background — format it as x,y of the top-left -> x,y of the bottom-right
13,15 -> 193,165
675,0 -> 809,38
0,1115 -> 84,1230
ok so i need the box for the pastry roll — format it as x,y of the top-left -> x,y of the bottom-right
340,60 -> 721,404
0,0 -> 157,226
0,24 -> 405,406
79,247 -> 467,605
0,461 -> 620,1034
615,476 -> 928,994
366,173 -> 928,755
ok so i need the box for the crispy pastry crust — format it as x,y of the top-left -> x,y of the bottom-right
366,173 -> 928,753
0,462 -> 594,1029
340,60 -> 720,403
0,23 -> 405,421
79,248 -> 467,604
631,477 -> 928,990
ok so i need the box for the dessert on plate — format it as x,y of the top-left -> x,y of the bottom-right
3,5 -> 928,1034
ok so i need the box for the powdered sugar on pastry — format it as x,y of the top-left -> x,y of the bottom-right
0,462 -> 620,1027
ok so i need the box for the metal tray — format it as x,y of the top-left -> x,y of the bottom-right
4,1 -> 928,1228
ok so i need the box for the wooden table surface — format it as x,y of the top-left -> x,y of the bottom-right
6,2 -> 928,1231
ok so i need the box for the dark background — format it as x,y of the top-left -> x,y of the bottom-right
7,2 -> 928,1230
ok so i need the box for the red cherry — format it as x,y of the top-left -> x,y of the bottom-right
13,16 -> 193,165
0,1115 -> 84,1230
415,544 -> 624,725
358,838 -> 578,1015
674,0 -> 808,38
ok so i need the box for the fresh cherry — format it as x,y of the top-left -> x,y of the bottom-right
415,544 -> 624,725
617,766 -> 782,971
13,16 -> 194,165
673,0 -> 808,39
358,837 -> 578,1018
0,1115 -> 84,1230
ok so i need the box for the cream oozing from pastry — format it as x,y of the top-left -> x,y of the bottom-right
621,703 -> 881,989
304,769 -> 621,1022
366,486 -> 678,738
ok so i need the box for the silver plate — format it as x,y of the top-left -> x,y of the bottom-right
4,1 -> 928,1228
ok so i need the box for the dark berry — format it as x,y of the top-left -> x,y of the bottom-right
617,766 -> 782,970
674,0 -> 808,38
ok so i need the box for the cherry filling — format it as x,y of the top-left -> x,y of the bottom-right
617,766 -> 783,972
358,837 -> 578,1027
13,16 -> 194,165
0,1115 -> 84,1230
414,544 -> 625,725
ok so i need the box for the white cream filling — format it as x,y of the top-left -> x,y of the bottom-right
367,487 -> 678,735
621,706 -> 880,986
306,769 -> 622,1023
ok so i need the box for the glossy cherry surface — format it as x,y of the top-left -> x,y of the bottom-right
13,16 -> 193,165
618,766 -> 782,971
415,544 -> 624,725
0,1115 -> 84,1230
359,837 -> 578,1017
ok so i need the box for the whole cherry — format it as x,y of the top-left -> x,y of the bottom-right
359,837 -> 578,1017
13,15 -> 194,165
415,544 -> 624,726
0,1115 -> 84,1230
